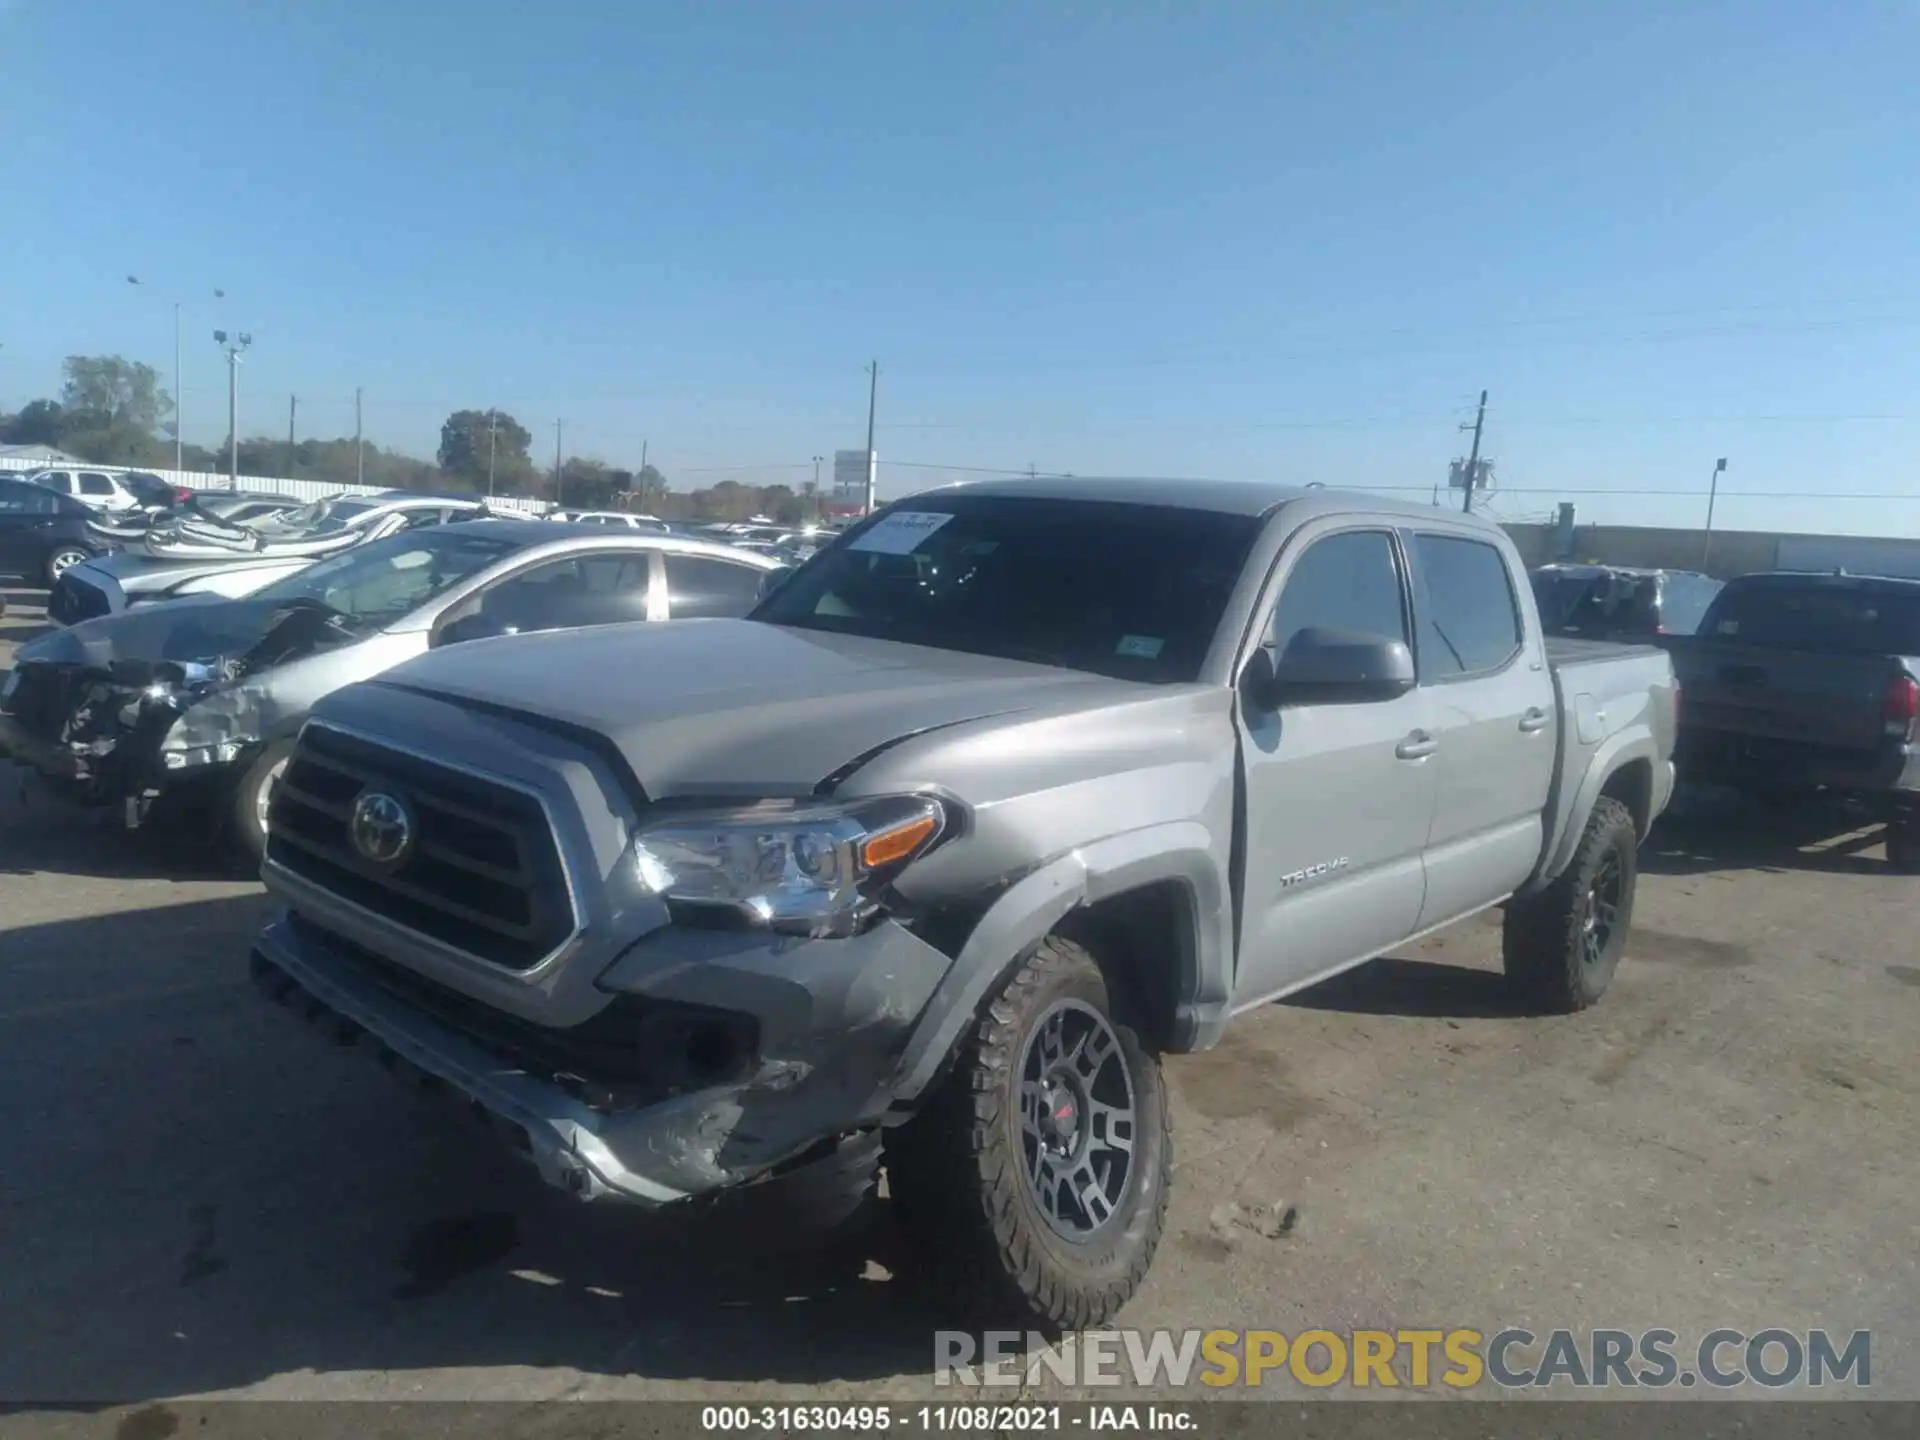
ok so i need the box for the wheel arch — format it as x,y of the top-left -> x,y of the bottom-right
888,824 -> 1232,1109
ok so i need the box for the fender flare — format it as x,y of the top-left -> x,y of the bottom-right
1528,729 -> 1658,892
888,820 -> 1232,1105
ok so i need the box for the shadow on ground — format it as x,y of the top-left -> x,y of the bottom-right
1643,783 -> 1895,879
1284,956 -> 1532,1020
0,896 -> 943,1402
0,783 -> 248,883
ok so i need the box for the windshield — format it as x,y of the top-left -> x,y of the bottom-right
249,526 -> 523,628
1706,580 -> 1920,655
752,495 -> 1260,682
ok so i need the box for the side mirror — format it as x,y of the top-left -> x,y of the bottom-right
432,613 -> 515,648
1245,627 -> 1417,709
758,565 -> 796,601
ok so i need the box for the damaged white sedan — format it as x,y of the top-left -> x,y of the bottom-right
0,520 -> 783,858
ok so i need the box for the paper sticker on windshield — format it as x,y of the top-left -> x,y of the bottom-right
1116,634 -> 1165,659
849,511 -> 954,555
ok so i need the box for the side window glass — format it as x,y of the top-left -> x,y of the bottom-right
1414,534 -> 1523,677
664,554 -> 768,619
79,473 -> 116,496
478,555 -> 649,632
1268,530 -> 1407,655
0,483 -> 33,513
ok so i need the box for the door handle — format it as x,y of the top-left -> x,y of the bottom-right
1395,731 -> 1437,760
1518,707 -> 1550,733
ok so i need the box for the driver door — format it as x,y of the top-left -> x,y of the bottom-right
1231,525 -> 1438,1008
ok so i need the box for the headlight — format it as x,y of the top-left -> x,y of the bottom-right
159,685 -> 267,769
631,796 -> 947,937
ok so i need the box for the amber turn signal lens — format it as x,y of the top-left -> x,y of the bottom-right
860,812 -> 939,870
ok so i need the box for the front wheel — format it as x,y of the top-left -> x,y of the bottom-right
885,935 -> 1171,1331
44,546 -> 92,585
230,740 -> 294,865
1503,796 -> 1639,1012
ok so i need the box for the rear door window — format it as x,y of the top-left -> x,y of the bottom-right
78,473 -> 117,497
1412,534 -> 1524,677
664,553 -> 769,619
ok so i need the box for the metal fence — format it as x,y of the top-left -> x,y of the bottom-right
0,459 -> 550,517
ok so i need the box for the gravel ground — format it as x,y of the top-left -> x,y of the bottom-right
3,585 -> 1916,1406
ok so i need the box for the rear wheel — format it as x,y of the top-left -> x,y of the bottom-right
885,935 -> 1171,1331
44,546 -> 91,585
1503,797 -> 1639,1012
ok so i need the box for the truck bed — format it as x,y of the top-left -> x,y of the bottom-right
1546,635 -> 1666,669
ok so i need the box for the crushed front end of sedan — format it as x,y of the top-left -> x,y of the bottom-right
0,598 -> 354,825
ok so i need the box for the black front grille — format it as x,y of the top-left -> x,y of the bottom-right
267,723 -> 577,970
287,915 -> 757,1110
48,574 -> 110,627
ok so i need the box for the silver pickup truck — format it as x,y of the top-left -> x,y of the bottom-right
246,477 -> 1677,1330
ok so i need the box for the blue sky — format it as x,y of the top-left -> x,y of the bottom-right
3,0 -> 1918,536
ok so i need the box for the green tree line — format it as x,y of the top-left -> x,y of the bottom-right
2,355 -> 830,524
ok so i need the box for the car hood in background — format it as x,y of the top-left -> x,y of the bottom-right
13,595 -> 333,674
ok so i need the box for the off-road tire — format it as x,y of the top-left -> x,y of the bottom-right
230,740 -> 294,865
44,546 -> 91,586
1887,820 -> 1920,876
884,934 -> 1172,1332
1503,796 -> 1639,1012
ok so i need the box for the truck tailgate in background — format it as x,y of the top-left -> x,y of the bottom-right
1672,641 -> 1905,753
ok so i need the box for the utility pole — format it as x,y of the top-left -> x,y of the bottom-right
553,419 -> 564,507
355,388 -> 364,486
213,330 -> 252,491
486,410 -> 499,497
1701,458 -> 1729,570
172,302 -> 182,471
1460,389 -> 1488,514
287,395 -> 298,478
863,360 -> 879,515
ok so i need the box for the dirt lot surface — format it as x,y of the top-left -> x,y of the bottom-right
3,585 -> 1917,1406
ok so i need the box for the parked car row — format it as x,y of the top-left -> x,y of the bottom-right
49,492 -> 495,625
1533,560 -> 1920,871
1,521 -> 785,858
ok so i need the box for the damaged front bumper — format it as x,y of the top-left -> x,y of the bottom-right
0,660 -> 255,816
249,907 -> 955,1205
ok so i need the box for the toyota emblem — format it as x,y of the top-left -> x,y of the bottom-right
349,791 -> 415,866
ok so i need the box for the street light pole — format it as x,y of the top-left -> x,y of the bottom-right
487,410 -> 499,497
863,361 -> 879,516
1701,458 -> 1729,571
172,302 -> 182,470
214,330 -> 252,491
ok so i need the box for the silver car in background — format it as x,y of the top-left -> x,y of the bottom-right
1,521 -> 782,858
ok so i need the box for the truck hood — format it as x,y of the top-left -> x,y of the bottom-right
369,619 -> 1156,796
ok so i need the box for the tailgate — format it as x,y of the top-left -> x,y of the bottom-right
1682,644 -> 1894,752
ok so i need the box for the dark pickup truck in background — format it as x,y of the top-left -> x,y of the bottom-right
1662,570 -> 1920,872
